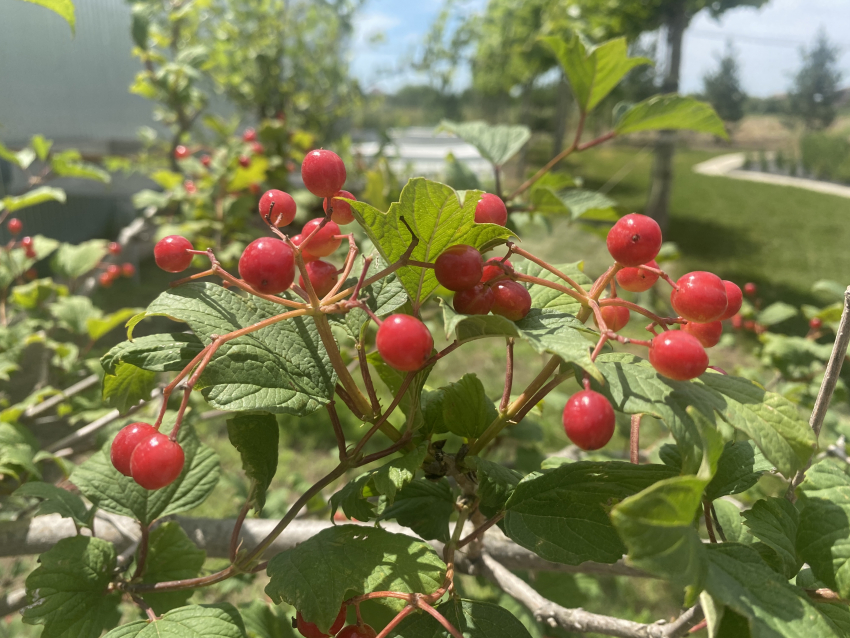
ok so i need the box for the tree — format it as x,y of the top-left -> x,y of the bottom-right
790,29 -> 843,130
703,42 -> 746,124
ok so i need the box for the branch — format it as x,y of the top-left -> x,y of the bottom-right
24,374 -> 100,419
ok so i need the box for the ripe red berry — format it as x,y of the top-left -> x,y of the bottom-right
122,263 -> 136,277
337,625 -> 378,638
238,155 -> 251,168
248,183 -> 261,195
260,190 -> 297,227
615,259 -> 659,292
286,160 -> 297,173
731,314 -> 743,330
810,317 -> 823,330
474,193 -> 508,226
108,241 -> 121,255
130,432 -> 185,490
25,268 -> 37,280
21,236 -> 33,249
7,218 -> 22,235
201,154 -> 211,167
491,281 -> 532,321
743,319 -> 756,331
184,180 -> 197,194
296,608 -> 346,638
606,214 -> 662,267
670,271 -> 728,322
453,284 -> 494,315
481,257 -> 513,283
301,218 -> 342,257
111,422 -> 158,477
563,390 -> 616,450
243,128 -> 257,142
376,314 -> 434,372
106,264 -> 121,278
99,272 -> 114,287
251,142 -> 264,155
174,145 -> 190,160
649,331 -> 708,381
299,260 -> 339,298
323,190 -> 357,225
154,235 -> 194,273
682,321 -> 723,348
596,305 -> 630,332
239,238 -> 295,294
719,281 -> 743,321
435,245 -> 483,291
291,234 -> 319,263
25,246 -> 36,259
744,282 -> 757,297
301,149 -> 347,198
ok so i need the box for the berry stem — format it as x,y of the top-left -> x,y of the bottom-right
598,298 -> 678,327
407,260 -> 435,269
229,485 -> 254,563
703,501 -> 718,543
419,601 -> 463,638
633,264 -> 679,290
323,236 -> 360,301
350,372 -> 416,458
456,512 -> 505,550
576,264 -> 623,323
130,594 -> 158,623
630,415 -> 642,464
326,402 -> 348,461
500,338 -> 514,414
357,342 -> 382,416
506,243 -> 586,295
512,274 -> 586,304
131,523 -> 150,580
373,606 -> 415,638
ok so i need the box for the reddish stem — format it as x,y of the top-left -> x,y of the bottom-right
630,415 -> 642,464
500,338 -> 514,413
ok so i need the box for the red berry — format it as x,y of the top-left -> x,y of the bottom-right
563,390 -> 616,451
481,257 -> 513,283
99,272 -> 114,287
154,235 -> 194,273
744,319 -> 756,331
243,128 -> 257,142
296,608 -> 346,638
292,234 -> 319,263
25,268 -> 37,280
251,142 -> 265,155
376,315 -> 434,372
649,331 -> 708,381
670,271 -> 728,322
286,160 -> 297,173
682,321 -> 723,348
474,193 -> 508,226
596,305 -> 630,332
606,214 -> 662,267
491,281 -> 531,321
238,155 -> 251,168
174,145 -> 190,160
731,314 -> 744,330
106,264 -> 121,278
7,218 -> 22,235
122,263 -> 136,277
249,183 -> 261,195
108,241 -> 121,255
810,317 -> 823,330
21,236 -> 33,249
301,150 -> 346,198
615,259 -> 659,292
184,180 -> 197,194
260,190 -> 297,227
719,281 -> 743,321
239,238 -> 295,294
130,432 -> 185,490
435,244 -> 483,291
110,422 -> 158,477
744,282 -> 757,297
201,154 -> 211,167
25,247 -> 36,259
323,190 -> 357,225
337,625 -> 377,638
299,260 -> 339,298
301,218 -> 341,257
453,284 -> 494,315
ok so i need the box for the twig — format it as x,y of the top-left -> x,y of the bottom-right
630,415 -> 642,464
703,501 -> 717,543
457,513 -> 505,549
24,374 -> 100,419
326,402 -> 348,460
500,338 -> 514,413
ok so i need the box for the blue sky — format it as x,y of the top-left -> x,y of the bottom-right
350,0 -> 850,97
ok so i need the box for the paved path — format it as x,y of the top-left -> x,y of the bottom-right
692,153 -> 850,199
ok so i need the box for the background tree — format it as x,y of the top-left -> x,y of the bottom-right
790,28 -> 843,130
703,41 -> 746,124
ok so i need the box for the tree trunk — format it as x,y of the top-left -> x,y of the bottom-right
552,70 -> 570,157
644,1 -> 688,232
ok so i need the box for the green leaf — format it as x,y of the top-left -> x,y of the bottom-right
440,373 -> 498,440
51,152 -> 111,183
22,537 -> 120,638
13,481 -> 92,528
757,302 -> 798,327
513,261 -> 591,313
469,457 -> 522,516
393,599 -> 533,638
239,601 -> 295,638
87,308 -> 142,342
50,295 -> 101,333
349,178 -> 513,303
0,235 -> 60,288
31,135 -> 53,161
615,95 -> 728,138
543,35 -> 652,113
10,278 -> 67,309
0,141 -> 37,169
51,240 -> 109,279
504,461 -> 678,565
228,156 -> 269,192
531,188 -> 619,223
329,473 -> 377,522
71,420 -> 220,525
704,441 -> 773,501
380,478 -> 455,542
2,186 -> 66,213
713,499 -> 753,545
101,333 -> 205,375
102,362 -> 156,413
265,525 -> 446,632
21,0 -> 75,34
742,497 -> 802,579
227,413 -> 279,511
139,282 -> 336,415
438,120 -> 531,167
102,604 -> 246,638
138,523 -> 206,615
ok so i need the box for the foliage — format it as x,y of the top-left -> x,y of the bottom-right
790,28 -> 843,130
702,43 -> 746,124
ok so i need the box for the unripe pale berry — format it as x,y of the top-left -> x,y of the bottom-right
376,315 -> 433,372
453,284 -> 494,315
7,218 -> 22,235
475,193 -> 508,226
596,305 -> 630,332
810,317 -> 823,330
301,218 -> 342,257
606,214 -> 662,267
323,190 -> 357,225
154,236 -> 194,273
292,234 -> 319,263
670,271 -> 728,323
108,241 -> 121,255
491,281 -> 531,321
337,625 -> 378,638
130,432 -> 185,490
259,190 -> 297,227
481,257 -> 513,283
174,145 -> 190,160
719,281 -> 743,320
239,238 -> 295,294
615,259 -> 659,292
744,282 -> 757,297
111,422 -> 158,476
435,244 -> 483,291
301,149 -> 347,198
649,331 -> 708,381
682,321 -> 723,348
296,608 -> 346,638
299,260 -> 339,298
563,390 -> 616,450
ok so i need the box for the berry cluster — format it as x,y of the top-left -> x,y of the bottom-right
295,606 -> 376,638
98,242 -> 136,287
110,422 -> 185,490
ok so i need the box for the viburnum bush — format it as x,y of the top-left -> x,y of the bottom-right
7,32 -> 850,638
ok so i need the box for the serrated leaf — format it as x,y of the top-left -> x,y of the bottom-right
265,525 -> 446,632
227,413 -> 279,511
102,362 -> 156,413
138,523 -> 206,615
31,135 -> 52,161
239,601 -> 295,638
468,457 -> 522,516
102,333 -> 205,375
71,420 -> 220,525
50,295 -> 101,333
757,301 -> 798,327
329,473 -> 378,522
513,260 -> 591,313
713,499 -> 753,545
704,441 -> 773,501
380,477 -> 455,542
10,278 -> 68,309
2,186 -> 66,213
532,188 -> 619,222
438,120 -> 531,167
393,599 -> 533,638
21,0 -> 75,34
51,240 -> 109,279
349,178 -> 513,303
13,481 -> 92,528
87,308 -> 142,342
615,95 -> 728,138
742,497 -> 801,579
102,604 -> 246,638
504,461 -> 678,565
22,537 -> 120,638
51,151 -> 110,182
440,373 -> 497,440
